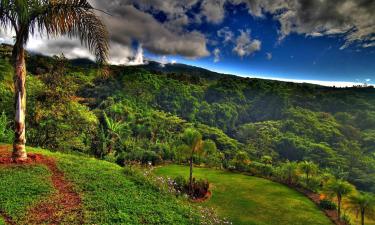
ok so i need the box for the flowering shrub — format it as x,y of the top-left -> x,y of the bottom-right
199,206 -> 232,225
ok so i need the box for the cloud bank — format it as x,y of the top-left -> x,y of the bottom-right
0,0 -> 373,64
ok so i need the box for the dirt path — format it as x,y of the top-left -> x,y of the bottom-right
0,145 -> 83,225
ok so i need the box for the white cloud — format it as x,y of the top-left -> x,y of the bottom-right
250,76 -> 374,88
233,29 -> 261,57
230,0 -> 375,49
158,56 -> 178,67
200,0 -> 226,24
266,52 -> 272,60
217,27 -> 234,43
213,48 -> 220,63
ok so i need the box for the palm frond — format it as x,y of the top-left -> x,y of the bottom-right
0,0 -> 14,30
32,0 -> 109,63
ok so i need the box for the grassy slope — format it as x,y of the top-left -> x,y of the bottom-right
0,165 -> 53,223
155,165 -> 333,225
0,147 -> 202,224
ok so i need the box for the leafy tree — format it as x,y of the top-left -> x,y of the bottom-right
348,192 -> 375,225
0,0 -> 108,160
324,179 -> 355,221
261,155 -> 273,165
231,151 -> 251,171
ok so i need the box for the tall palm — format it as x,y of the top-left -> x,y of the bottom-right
348,192 -> 375,225
0,0 -> 109,161
179,128 -> 206,195
324,179 -> 354,221
298,161 -> 318,186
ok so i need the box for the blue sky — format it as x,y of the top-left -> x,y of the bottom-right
145,2 -> 375,85
1,0 -> 374,86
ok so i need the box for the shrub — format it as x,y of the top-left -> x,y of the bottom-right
141,151 -> 162,165
341,213 -> 352,225
299,176 -> 322,192
173,176 -> 210,199
249,162 -> 273,177
0,111 -> 13,143
191,178 -> 210,199
319,199 -> 337,210
173,175 -> 187,193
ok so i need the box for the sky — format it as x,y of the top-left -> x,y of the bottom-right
0,0 -> 375,87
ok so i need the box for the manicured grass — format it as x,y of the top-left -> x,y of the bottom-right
155,164 -> 333,225
0,217 -> 5,225
27,148 -> 202,224
0,164 -> 53,223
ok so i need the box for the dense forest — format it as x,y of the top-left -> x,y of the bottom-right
1,43 -> 374,192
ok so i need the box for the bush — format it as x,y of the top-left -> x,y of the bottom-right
319,199 -> 337,210
299,176 -> 321,192
191,178 -> 210,199
249,162 -> 273,177
141,151 -> 162,165
0,111 -> 13,143
173,176 -> 210,199
173,175 -> 187,193
341,213 -> 352,225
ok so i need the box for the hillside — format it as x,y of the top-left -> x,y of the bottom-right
0,145 -> 207,224
0,44 -> 374,194
155,165 -> 332,225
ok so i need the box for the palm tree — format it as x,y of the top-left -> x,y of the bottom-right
348,192 -> 375,225
103,112 -> 127,154
178,128 -> 207,195
0,0 -> 109,161
298,161 -> 318,186
281,161 -> 298,184
324,179 -> 354,221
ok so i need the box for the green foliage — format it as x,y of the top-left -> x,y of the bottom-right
299,161 -> 318,186
319,199 -> 337,210
0,46 -> 374,192
0,112 -> 13,143
0,165 -> 53,223
230,151 -> 250,171
27,148 -> 203,224
341,213 -> 353,225
156,164 -> 332,225
275,161 -> 299,184
348,192 -> 375,223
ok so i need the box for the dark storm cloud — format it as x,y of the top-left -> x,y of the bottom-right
91,0 -> 209,58
101,4 -> 209,58
2,0 -> 373,63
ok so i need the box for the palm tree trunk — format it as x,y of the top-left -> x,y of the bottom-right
12,43 -> 27,161
189,156 -> 193,195
361,209 -> 365,225
337,195 -> 342,221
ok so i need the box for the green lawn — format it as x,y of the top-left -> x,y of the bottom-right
0,146 -> 205,224
27,148 -> 203,224
0,164 -> 53,223
0,217 -> 5,225
155,164 -> 333,225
